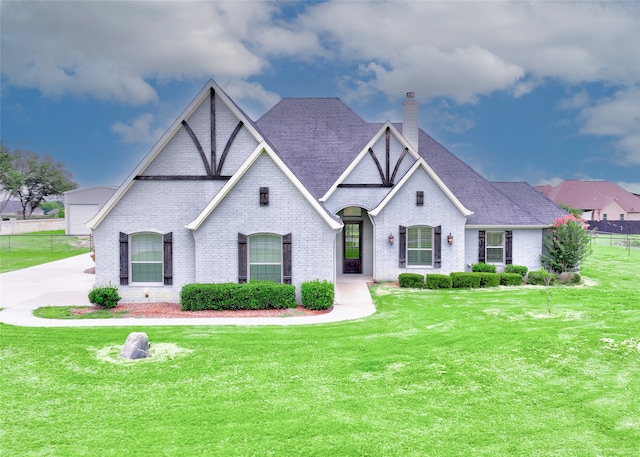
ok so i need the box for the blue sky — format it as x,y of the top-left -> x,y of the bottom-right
2,1 -> 639,193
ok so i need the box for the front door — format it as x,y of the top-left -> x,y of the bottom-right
343,221 -> 362,274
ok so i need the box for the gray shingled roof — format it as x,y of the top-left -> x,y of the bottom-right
257,98 -> 564,226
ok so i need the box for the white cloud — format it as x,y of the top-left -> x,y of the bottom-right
425,101 -> 476,134
559,91 -> 591,110
111,113 -> 164,145
577,86 -> 640,165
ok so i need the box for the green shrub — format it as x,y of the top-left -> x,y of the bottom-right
180,282 -> 296,311
398,273 -> 425,288
88,284 -> 121,309
527,269 -> 555,286
301,280 -> 334,310
500,273 -> 524,286
478,272 -> 500,288
425,274 -> 452,289
451,272 -> 481,288
504,265 -> 528,277
559,272 -> 581,285
471,263 -> 497,273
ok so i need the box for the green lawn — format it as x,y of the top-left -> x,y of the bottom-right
0,230 -> 91,273
1,243 -> 639,456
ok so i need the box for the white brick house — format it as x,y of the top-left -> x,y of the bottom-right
88,80 -> 565,303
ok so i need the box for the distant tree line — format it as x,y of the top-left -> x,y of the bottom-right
0,142 -> 77,219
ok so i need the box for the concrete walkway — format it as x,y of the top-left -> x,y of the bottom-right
0,254 -> 376,327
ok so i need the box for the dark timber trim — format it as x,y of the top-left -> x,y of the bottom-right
181,120 -> 212,176
390,148 -> 409,184
338,183 -> 394,188
216,121 -> 243,176
368,147 -> 387,185
135,175 -> 231,181
385,127 -> 391,184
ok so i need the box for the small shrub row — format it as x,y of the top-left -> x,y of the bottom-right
399,272 -> 525,289
504,264 -> 528,277
527,269 -> 555,286
180,282 -> 296,311
471,263 -> 497,273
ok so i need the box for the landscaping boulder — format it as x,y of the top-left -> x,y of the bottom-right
121,332 -> 150,360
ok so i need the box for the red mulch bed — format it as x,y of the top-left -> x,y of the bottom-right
70,303 -> 332,319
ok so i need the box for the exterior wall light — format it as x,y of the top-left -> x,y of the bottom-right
447,233 -> 454,245
388,233 -> 395,245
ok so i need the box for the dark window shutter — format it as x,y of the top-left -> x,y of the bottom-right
505,230 -> 513,265
416,191 -> 424,206
434,225 -> 442,268
282,233 -> 292,284
238,233 -> 248,283
399,225 -> 407,268
163,232 -> 173,285
260,187 -> 269,206
119,232 -> 129,285
478,230 -> 486,263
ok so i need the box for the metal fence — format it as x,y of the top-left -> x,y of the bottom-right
0,234 -> 93,253
589,231 -> 640,255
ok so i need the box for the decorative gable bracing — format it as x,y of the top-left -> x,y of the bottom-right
87,80 -> 263,230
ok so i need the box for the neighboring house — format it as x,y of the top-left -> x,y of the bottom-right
536,180 -> 640,221
88,80 -> 565,303
0,201 -> 44,218
64,186 -> 117,235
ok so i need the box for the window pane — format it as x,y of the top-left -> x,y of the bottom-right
131,234 -> 162,261
250,235 -> 281,263
132,263 -> 162,282
487,232 -> 503,247
250,264 -> 281,283
487,247 -> 504,263
408,249 -> 432,265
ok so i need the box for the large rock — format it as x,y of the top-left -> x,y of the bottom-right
121,332 -> 151,360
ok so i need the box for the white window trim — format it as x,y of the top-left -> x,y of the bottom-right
485,231 -> 505,264
129,232 -> 164,285
407,225 -> 433,267
248,233 -> 283,283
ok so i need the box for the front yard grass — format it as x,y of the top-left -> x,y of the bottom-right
0,243 -> 638,456
0,230 -> 91,273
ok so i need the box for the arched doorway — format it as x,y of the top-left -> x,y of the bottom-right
337,206 -> 373,275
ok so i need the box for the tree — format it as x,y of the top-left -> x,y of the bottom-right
541,214 -> 591,274
0,147 -> 77,219
0,143 -> 12,213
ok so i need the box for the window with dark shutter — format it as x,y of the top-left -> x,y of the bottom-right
260,187 -> 269,206
416,191 -> 424,206
505,230 -> 513,265
282,233 -> 292,284
434,225 -> 442,268
163,232 -> 173,285
399,225 -> 407,268
119,232 -> 129,285
478,230 -> 486,263
238,233 -> 248,283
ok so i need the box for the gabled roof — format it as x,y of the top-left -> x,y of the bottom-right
87,80 -> 264,230
320,121 -> 422,202
536,180 -> 640,213
491,182 -> 566,226
186,142 -> 342,231
256,98 -> 377,198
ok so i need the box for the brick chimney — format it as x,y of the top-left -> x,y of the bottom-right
402,92 -> 419,151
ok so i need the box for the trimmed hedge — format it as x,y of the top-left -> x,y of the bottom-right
500,273 -> 523,286
180,282 -> 296,311
504,264 -> 528,277
451,272 -> 482,288
88,284 -> 121,309
527,269 -> 555,286
425,274 -> 452,289
478,272 -> 500,288
301,280 -> 334,310
471,262 -> 497,273
398,273 -> 425,288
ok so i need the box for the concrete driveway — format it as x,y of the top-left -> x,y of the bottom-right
0,254 -> 375,327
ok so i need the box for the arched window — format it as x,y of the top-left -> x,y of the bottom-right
130,233 -> 163,283
249,234 -> 282,283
